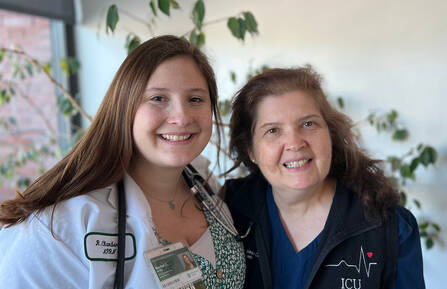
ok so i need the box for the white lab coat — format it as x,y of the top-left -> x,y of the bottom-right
0,156 -> 222,289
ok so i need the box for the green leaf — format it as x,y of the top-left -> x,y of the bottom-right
228,17 -> 243,40
60,59 -> 69,76
419,222 -> 429,230
413,199 -> 421,209
367,113 -> 375,125
238,18 -> 246,40
125,35 -> 141,54
419,231 -> 428,237
192,0 -> 205,29
0,89 -> 10,104
0,49 -> 5,62
243,11 -> 258,34
336,97 -> 344,109
106,5 -> 119,34
190,30 -> 199,46
386,109 -> 398,124
189,30 -> 205,48
392,129 -> 408,141
409,157 -> 419,172
9,86 -> 15,96
425,238 -> 434,249
8,116 -> 16,125
230,71 -> 237,83
60,57 -> 80,76
43,62 -> 51,74
260,65 -> 270,72
196,31 -> 205,48
432,223 -> 441,232
399,191 -> 407,206
400,164 -> 415,180
419,146 -> 437,166
387,156 -> 401,171
170,0 -> 180,9
25,61 -> 33,76
57,94 -> 76,117
149,0 -> 157,16
158,0 -> 170,16
67,57 -> 80,74
17,177 -> 31,190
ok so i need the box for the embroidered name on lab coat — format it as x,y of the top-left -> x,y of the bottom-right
84,232 -> 136,261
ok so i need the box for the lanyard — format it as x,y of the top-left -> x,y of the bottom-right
114,165 -> 252,289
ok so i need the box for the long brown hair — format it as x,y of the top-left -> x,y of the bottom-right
228,66 -> 399,217
0,35 -> 222,227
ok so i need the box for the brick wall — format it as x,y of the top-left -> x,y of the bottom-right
0,9 -> 59,201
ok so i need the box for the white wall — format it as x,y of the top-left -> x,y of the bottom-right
76,0 -> 447,287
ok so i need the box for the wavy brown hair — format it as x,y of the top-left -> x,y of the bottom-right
228,66 -> 399,217
0,35 -> 222,227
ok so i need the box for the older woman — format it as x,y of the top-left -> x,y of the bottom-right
223,66 -> 425,289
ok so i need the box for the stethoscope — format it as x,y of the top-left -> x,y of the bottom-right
113,164 -> 252,289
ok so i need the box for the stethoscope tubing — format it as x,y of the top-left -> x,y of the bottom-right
182,165 -> 251,240
115,179 -> 126,289
114,165 -> 252,289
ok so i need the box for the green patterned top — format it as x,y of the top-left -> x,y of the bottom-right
154,197 -> 246,288
192,204 -> 246,288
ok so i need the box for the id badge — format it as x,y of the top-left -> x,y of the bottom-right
144,242 -> 206,289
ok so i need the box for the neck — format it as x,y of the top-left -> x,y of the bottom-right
272,178 -> 336,219
128,155 -> 186,202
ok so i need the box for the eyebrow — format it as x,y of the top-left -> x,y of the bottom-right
145,87 -> 208,93
257,114 -> 322,129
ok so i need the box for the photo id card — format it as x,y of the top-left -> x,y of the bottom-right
144,242 -> 206,289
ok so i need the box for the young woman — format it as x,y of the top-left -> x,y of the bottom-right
223,66 -> 425,289
0,35 -> 245,289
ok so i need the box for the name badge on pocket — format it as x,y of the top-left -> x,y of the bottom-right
144,242 -> 205,289
84,232 -> 136,261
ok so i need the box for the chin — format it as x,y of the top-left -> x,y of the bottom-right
163,156 -> 196,168
287,180 -> 316,191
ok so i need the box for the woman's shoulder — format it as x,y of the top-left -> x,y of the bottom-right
222,170 -> 266,202
395,205 -> 419,243
37,185 -> 117,230
2,184 -> 120,257
0,184 -> 119,269
0,188 -> 114,288
395,205 -> 417,223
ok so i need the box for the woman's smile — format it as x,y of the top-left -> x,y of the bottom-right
132,55 -> 213,170
251,90 -> 332,194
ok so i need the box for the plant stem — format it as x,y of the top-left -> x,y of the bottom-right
181,13 -> 242,37
2,48 -> 93,123
119,8 -> 155,35
19,84 -> 57,138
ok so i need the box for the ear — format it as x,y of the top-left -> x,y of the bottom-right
248,149 -> 256,164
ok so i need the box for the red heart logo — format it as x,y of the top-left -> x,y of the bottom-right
367,252 -> 373,258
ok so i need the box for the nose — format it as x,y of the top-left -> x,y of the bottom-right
167,100 -> 193,126
284,129 -> 307,151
